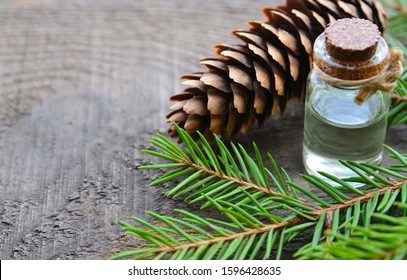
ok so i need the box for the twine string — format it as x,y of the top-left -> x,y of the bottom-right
315,47 -> 404,105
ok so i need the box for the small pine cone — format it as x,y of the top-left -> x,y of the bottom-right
167,0 -> 387,140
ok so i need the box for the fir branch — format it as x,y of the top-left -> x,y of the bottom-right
184,161 -> 279,197
154,217 -> 306,255
314,180 -> 407,218
114,126 -> 407,260
295,214 -> 407,260
142,124 -> 319,212
384,0 -> 407,40
388,76 -> 407,126
384,0 -> 407,126
392,93 -> 407,102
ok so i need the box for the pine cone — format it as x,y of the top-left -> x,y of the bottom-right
167,0 -> 387,140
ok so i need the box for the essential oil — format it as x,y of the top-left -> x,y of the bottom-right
303,79 -> 389,180
302,18 -> 395,186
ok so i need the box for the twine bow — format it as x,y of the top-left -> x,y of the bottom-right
315,47 -> 404,105
354,47 -> 404,105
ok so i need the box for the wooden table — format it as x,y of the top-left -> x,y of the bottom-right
0,0 -> 406,259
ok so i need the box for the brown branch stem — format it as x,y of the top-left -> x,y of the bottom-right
185,160 -> 281,197
395,4 -> 407,18
392,93 -> 407,103
314,179 -> 407,218
184,160 -> 323,211
157,217 -> 305,253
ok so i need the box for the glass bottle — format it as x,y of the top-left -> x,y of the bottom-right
302,18 -> 391,186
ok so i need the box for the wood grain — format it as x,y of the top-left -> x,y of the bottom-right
0,0 -> 406,260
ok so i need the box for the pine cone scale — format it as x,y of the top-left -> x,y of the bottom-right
232,86 -> 247,115
228,64 -> 253,91
207,89 -> 229,115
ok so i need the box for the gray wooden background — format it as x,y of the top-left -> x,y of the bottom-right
0,0 -> 406,260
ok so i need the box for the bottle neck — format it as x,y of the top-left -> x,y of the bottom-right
313,34 -> 389,81
312,34 -> 403,105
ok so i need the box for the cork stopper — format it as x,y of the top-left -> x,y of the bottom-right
325,18 -> 380,63
313,18 -> 388,80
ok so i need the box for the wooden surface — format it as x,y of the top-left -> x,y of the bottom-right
0,0 -> 406,260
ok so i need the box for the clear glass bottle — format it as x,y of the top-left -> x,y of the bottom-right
302,18 -> 391,186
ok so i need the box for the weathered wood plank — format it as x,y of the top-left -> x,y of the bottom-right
0,0 -> 406,260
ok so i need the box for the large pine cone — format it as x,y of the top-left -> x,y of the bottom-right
167,0 -> 387,140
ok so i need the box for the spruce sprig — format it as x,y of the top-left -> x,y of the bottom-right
386,0 -> 407,125
113,125 -> 407,260
296,212 -> 407,260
